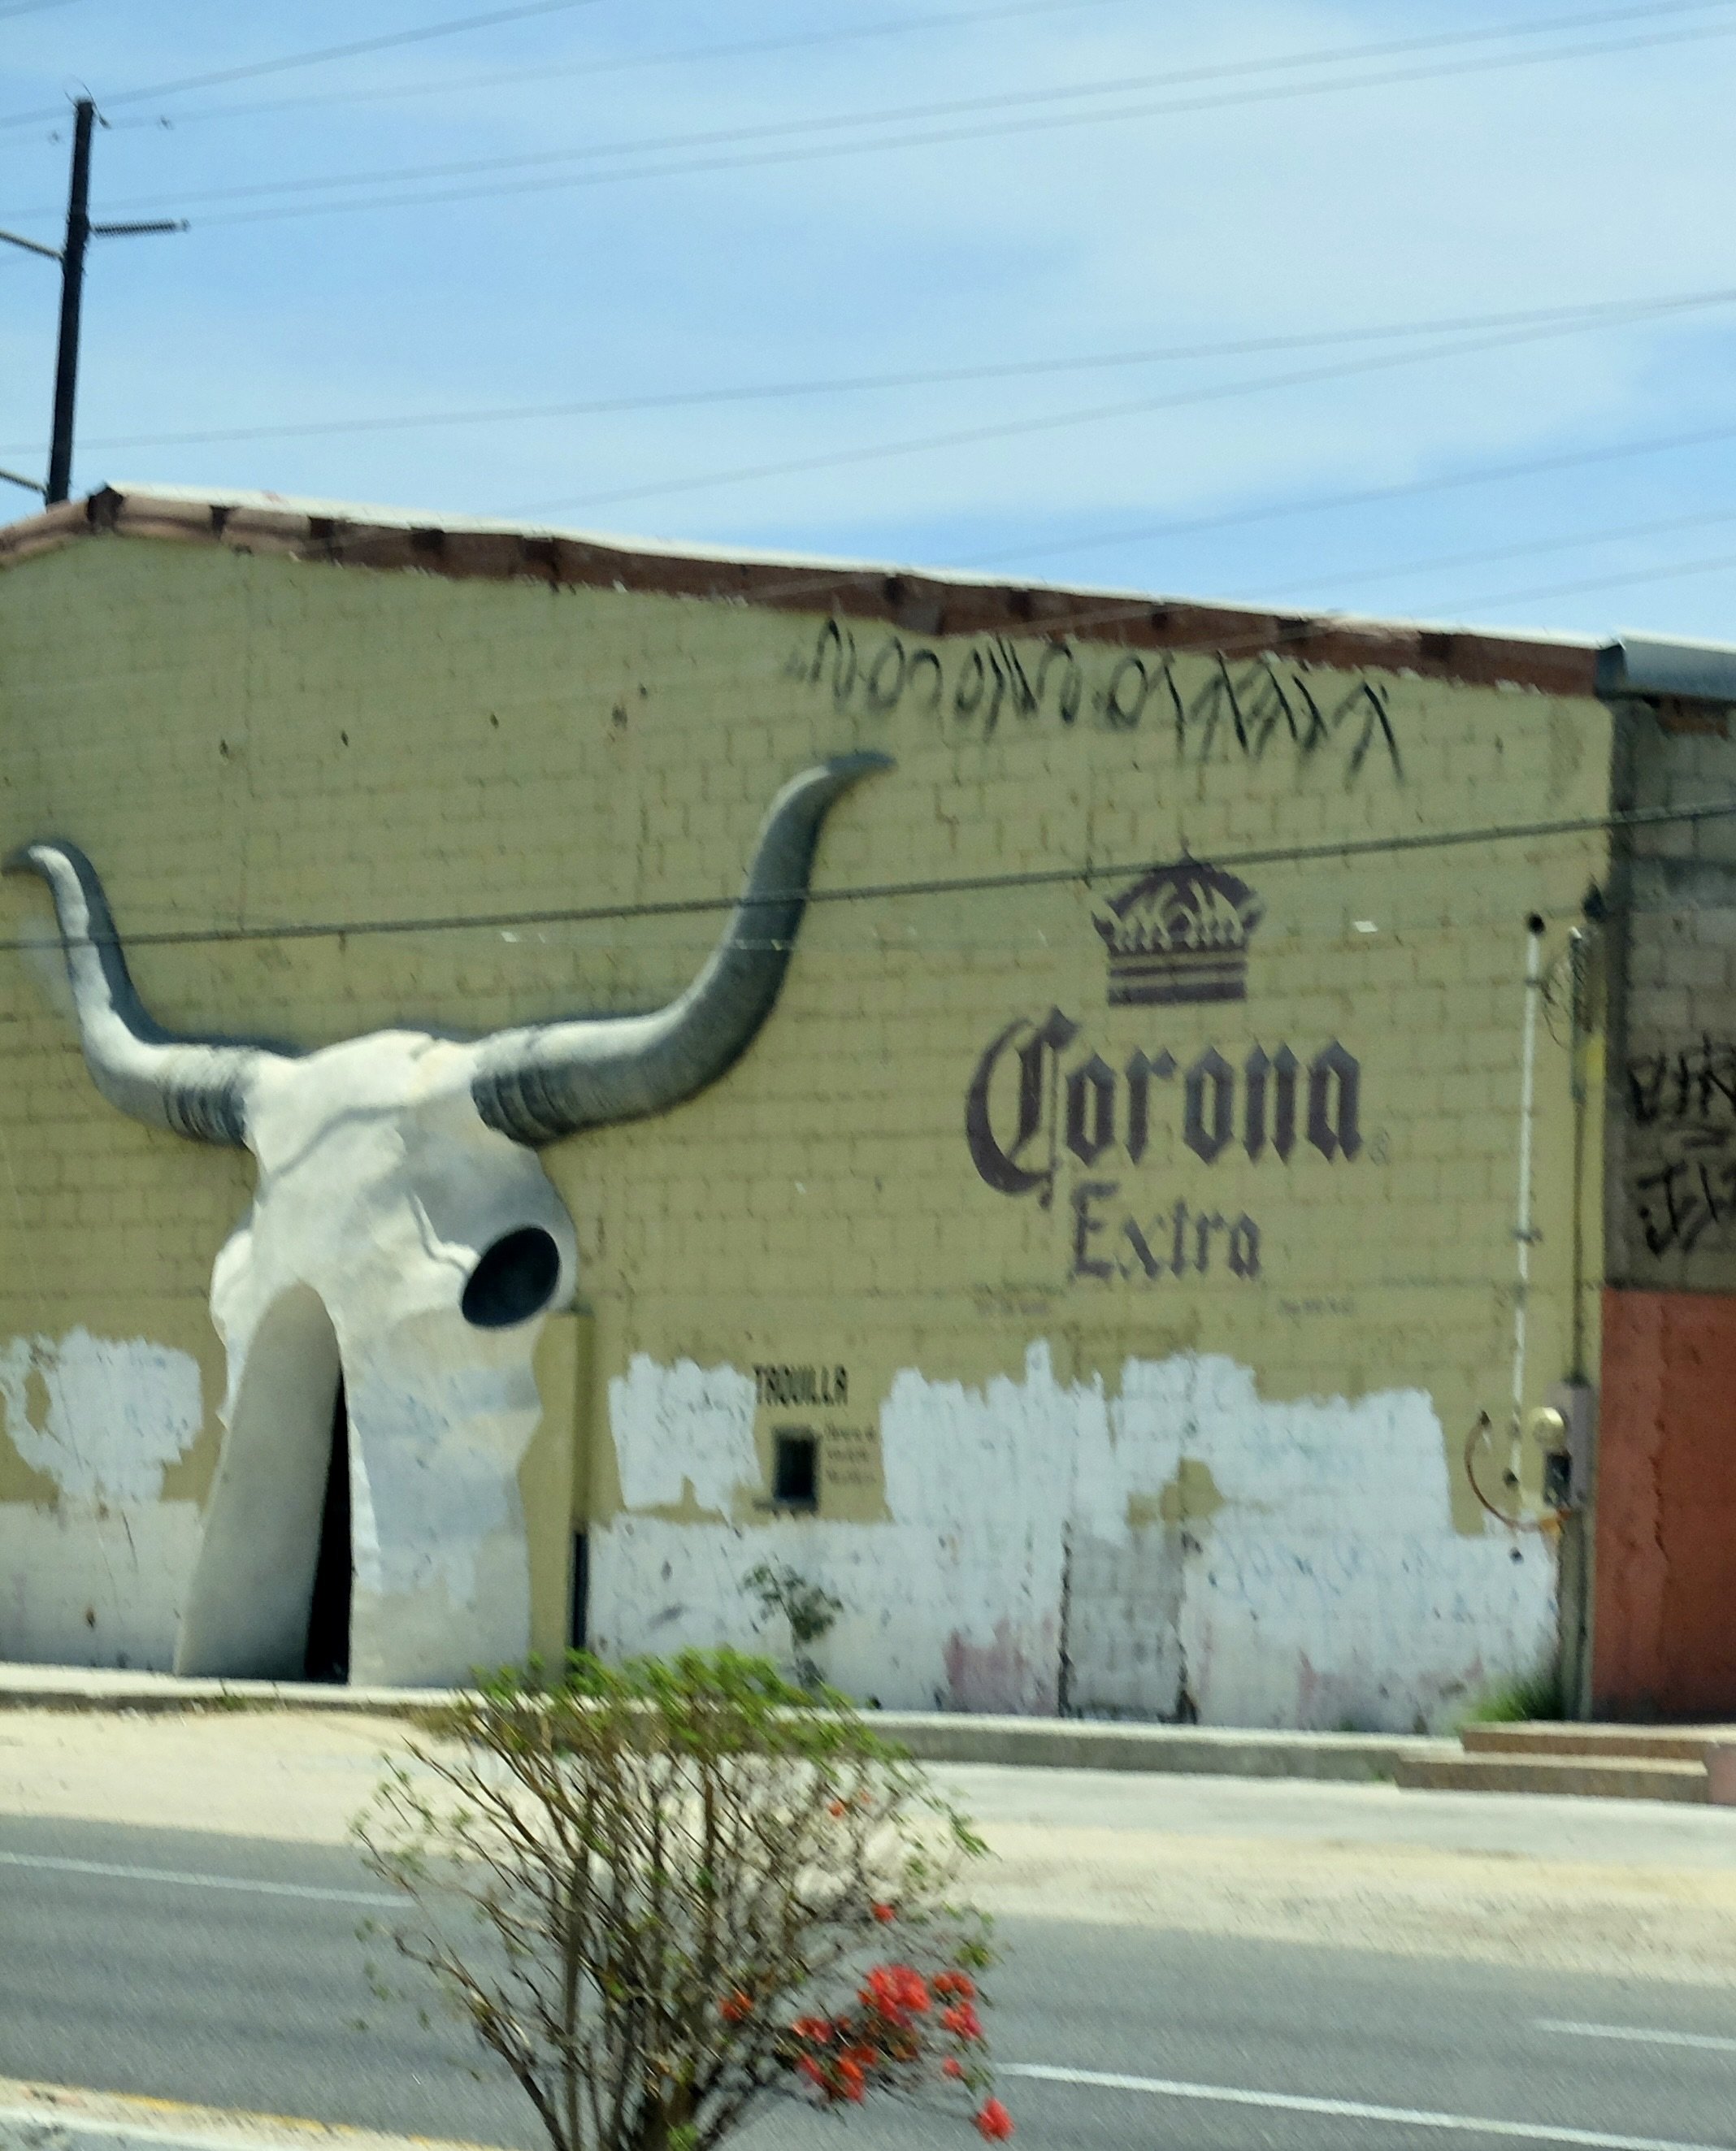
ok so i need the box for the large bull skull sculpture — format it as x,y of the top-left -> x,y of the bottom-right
7,752 -> 888,1684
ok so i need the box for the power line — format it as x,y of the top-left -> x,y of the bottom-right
20,2 -> 1735,226
99,0 -> 1143,130
509,307 -> 1734,516
76,0 -> 1736,143
3,793 -> 1725,958
0,0 -> 602,131
1238,505 -> 1736,605
171,12 -> 1736,228
966,417 -> 1736,575
6,285 -> 1732,461
1440,548 -> 1736,617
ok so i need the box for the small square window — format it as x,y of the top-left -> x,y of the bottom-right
772,1428 -> 818,1511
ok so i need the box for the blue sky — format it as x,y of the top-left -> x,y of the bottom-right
4,0 -> 1736,643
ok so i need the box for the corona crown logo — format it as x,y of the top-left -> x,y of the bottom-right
1093,858 -> 1263,1006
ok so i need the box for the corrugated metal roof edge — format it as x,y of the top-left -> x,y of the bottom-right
0,483 -> 1602,699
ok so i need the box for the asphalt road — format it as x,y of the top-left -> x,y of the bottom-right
2,1810 -> 1734,2150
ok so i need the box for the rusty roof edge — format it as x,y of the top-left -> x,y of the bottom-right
0,483 -> 1602,697
0,492 -> 99,566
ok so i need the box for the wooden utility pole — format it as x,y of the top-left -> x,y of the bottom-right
45,98 -> 96,506
1,98 -> 185,506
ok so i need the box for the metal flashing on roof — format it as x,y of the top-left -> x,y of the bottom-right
1595,631 -> 1736,705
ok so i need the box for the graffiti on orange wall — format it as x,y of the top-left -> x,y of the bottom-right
1628,1034 -> 1736,1255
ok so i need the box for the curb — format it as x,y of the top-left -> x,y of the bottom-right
0,2081 -> 498,2151
0,1665 -> 1445,1781
0,1669 -> 450,1719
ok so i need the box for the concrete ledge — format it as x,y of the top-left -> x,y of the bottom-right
1395,1752 -> 1710,1802
0,2078 -> 496,2151
1463,1723 -> 1736,1763
869,1713 -> 1436,1780
0,1664 -> 1447,1781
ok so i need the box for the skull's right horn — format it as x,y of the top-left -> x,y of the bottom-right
470,752 -> 891,1144
4,840 -> 285,1147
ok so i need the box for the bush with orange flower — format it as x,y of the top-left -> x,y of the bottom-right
357,1650 -> 1010,2151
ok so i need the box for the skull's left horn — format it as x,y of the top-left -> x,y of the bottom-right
4,840 -> 284,1146
470,752 -> 891,1144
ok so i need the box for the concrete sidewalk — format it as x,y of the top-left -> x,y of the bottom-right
7,1709 -> 1736,1984
0,2078 -> 493,2151
0,1663 -> 1436,1782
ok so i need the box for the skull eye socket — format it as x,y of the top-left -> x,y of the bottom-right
462,1226 -> 562,1329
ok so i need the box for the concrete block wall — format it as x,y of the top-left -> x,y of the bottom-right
0,522 -> 1612,1723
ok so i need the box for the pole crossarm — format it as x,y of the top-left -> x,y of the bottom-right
92,219 -> 188,236
0,225 -> 59,260
0,467 -> 47,497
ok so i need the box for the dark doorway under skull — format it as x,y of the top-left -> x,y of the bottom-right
303,1380 -> 353,1683
174,1286 -> 349,1681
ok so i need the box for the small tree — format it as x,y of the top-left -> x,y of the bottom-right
356,1650 -> 1013,2151
743,1562 -> 842,1693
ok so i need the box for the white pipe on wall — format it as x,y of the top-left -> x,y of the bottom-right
1509,914 -> 1547,1485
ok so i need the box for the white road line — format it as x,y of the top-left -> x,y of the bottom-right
0,1849 -> 395,1906
1001,2063 -> 1735,2150
1537,2019 -> 1736,2057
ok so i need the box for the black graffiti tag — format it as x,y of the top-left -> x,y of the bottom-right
1634,1140 -> 1736,1256
1627,1034 -> 1736,1129
794,620 -> 1402,783
1626,1034 -> 1736,1256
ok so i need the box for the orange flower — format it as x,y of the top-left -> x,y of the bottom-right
942,2001 -> 983,2041
796,2055 -> 824,2088
861,1964 -> 930,2023
974,2096 -> 1015,2140
718,1989 -> 753,2026
942,2057 -> 965,2080
935,1971 -> 978,2001
871,1902 -> 897,1923
791,2015 -> 834,2045
827,1799 -> 848,1818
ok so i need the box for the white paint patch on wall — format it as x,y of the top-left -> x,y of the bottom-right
1074,1355 -> 1556,1731
606,1355 -> 758,1514
0,1505 -> 204,1671
592,1344 -> 1556,1730
594,1347 -> 1074,1711
0,1329 -> 204,1668
0,1329 -> 202,1503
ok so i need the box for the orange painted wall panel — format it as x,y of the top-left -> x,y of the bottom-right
1595,1290 -> 1736,1719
